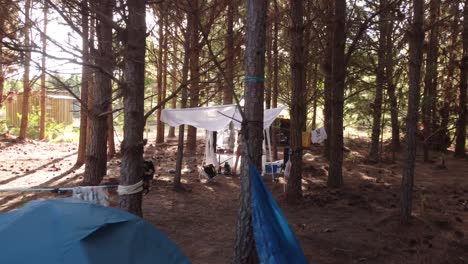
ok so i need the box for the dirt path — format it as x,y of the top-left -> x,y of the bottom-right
1,138 -> 467,263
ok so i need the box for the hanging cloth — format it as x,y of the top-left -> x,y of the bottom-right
311,127 -> 327,144
250,165 -> 308,264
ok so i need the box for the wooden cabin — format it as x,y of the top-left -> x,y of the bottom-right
5,91 -> 75,126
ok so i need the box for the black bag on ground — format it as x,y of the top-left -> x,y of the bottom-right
203,164 -> 217,179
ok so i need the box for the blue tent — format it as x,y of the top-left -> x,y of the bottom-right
250,165 -> 308,264
0,198 -> 190,264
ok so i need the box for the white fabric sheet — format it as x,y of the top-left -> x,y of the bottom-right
161,105 -> 286,131
161,105 -> 237,132
311,127 -> 327,144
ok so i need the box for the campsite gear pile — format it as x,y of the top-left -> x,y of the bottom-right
0,199 -> 190,264
72,186 -> 110,207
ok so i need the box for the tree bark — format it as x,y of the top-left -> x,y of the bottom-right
233,0 -> 267,262
401,0 -> 424,224
271,0 -> 279,160
186,0 -> 200,156
224,0 -> 234,105
18,0 -> 32,140
156,5 -> 166,144
440,1 -> 459,153
119,0 -> 146,216
328,0 -> 346,188
422,0 -> 440,161
286,0 -> 306,203
369,0 -> 387,162
39,1 -> 48,140
174,14 -> 191,191
107,104 -> 115,158
76,0 -> 90,167
83,0 -> 113,186
167,28 -> 178,138
0,42 -> 3,109
322,1 -> 333,160
386,6 -> 400,157
455,1 -> 467,158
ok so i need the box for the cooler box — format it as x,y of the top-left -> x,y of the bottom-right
264,160 -> 283,174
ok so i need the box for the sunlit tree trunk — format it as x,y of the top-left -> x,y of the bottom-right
156,4 -> 166,144
224,0 -> 234,105
455,2 -> 467,158
39,1 -> 48,140
328,0 -> 346,188
321,0 -> 333,160
401,0 -> 424,224
369,0 -> 388,162
76,0 -> 90,166
119,0 -> 146,216
167,28 -> 178,138
233,0 -> 266,262
186,0 -> 200,155
286,0 -> 306,203
83,0 -> 113,186
271,0 -> 279,160
174,14 -> 191,191
18,0 -> 32,140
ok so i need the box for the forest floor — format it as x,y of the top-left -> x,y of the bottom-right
0,135 -> 467,264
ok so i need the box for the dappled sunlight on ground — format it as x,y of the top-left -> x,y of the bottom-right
0,136 -> 467,263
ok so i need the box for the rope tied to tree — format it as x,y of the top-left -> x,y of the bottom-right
117,180 -> 144,195
243,76 -> 265,83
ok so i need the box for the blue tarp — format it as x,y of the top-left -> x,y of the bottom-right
250,165 -> 308,264
0,198 -> 191,264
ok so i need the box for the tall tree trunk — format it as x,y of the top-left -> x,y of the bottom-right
311,64 -> 318,130
119,0 -> 146,216
271,0 -> 279,160
186,0 -> 200,156
39,1 -> 48,140
224,0 -> 234,105
155,5 -> 166,144
386,6 -> 400,157
0,11 -> 4,109
174,15 -> 191,191
162,13 -> 168,128
167,29 -> 178,138
18,0 -> 32,140
83,0 -> 113,186
455,1 -> 467,158
401,0 -> 424,224
76,0 -> 90,166
369,0 -> 387,162
286,0 -> 306,203
322,0 -> 333,160
233,0 -> 266,262
0,42 -> 4,109
107,104 -> 115,158
441,1 -> 460,151
422,0 -> 440,161
328,0 -> 346,188
86,6 -> 96,147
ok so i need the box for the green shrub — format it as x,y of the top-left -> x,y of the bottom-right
10,107 -> 78,142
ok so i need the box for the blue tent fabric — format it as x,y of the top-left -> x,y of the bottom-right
0,198 -> 191,264
250,165 -> 308,264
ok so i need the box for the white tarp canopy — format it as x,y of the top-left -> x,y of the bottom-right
161,104 -> 286,131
